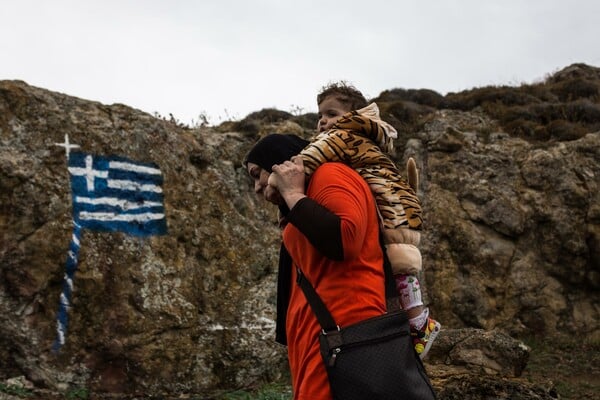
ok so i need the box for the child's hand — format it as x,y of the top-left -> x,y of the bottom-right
269,157 -> 306,209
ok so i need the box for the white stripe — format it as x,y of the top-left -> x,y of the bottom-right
60,293 -> 69,307
67,167 -> 109,178
107,179 -> 163,193
109,161 -> 161,175
72,234 -> 80,247
79,211 -> 165,222
56,324 -> 65,345
64,274 -> 73,291
68,250 -> 77,263
75,196 -> 163,210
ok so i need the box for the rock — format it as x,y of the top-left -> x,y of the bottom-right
1,70 -> 599,398
417,109 -> 599,336
431,375 -> 559,400
0,80 -> 287,395
426,329 -> 530,377
424,329 -> 561,400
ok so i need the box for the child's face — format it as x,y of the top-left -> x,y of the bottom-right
317,96 -> 350,132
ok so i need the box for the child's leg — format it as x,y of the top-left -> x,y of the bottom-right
395,274 -> 441,359
394,274 -> 427,328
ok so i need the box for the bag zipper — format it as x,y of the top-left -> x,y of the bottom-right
328,347 -> 341,367
327,330 -> 408,367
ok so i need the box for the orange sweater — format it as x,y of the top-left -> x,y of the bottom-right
282,163 -> 386,400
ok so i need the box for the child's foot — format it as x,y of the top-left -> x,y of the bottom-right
412,318 -> 441,359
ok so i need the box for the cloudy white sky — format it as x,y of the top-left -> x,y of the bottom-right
2,0 -> 599,125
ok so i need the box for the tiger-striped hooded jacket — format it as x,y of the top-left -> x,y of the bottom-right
299,103 -> 423,274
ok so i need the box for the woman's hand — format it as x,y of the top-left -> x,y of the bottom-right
268,156 -> 307,209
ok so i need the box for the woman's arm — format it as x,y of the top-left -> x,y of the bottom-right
269,157 -> 344,260
271,160 -> 370,261
286,197 -> 343,260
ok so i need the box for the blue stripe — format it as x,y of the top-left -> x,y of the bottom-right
92,153 -> 161,170
78,219 -> 167,236
108,169 -> 163,184
70,152 -> 161,170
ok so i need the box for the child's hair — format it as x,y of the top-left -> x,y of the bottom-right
317,81 -> 368,111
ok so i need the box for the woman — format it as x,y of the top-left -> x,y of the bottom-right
244,134 -> 387,400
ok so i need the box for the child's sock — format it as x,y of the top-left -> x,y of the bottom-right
409,307 -> 429,331
394,274 -> 423,310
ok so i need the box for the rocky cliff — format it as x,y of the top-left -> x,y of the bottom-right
1,64 -> 598,398
0,81 -> 288,395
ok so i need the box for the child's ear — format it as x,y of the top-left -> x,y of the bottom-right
407,157 -> 419,193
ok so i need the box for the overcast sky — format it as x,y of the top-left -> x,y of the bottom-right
2,0 -> 599,125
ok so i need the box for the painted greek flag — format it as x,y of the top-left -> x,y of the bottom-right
68,152 -> 167,236
54,152 -> 167,351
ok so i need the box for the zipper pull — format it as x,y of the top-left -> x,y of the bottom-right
329,348 -> 341,367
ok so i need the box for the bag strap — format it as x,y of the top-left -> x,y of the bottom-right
296,232 -> 402,333
296,267 -> 338,332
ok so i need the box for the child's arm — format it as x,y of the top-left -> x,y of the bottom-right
299,130 -> 350,175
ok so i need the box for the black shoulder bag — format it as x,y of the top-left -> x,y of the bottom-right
295,245 -> 437,400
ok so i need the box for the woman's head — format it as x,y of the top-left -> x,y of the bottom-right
244,134 -> 309,202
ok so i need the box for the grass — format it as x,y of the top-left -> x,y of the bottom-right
0,383 -> 91,400
65,387 -> 89,400
0,383 -> 33,397
217,383 -> 292,400
0,383 -> 33,398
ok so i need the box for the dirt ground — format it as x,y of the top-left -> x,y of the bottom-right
519,334 -> 600,399
1,334 -> 598,400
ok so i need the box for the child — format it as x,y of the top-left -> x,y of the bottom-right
299,82 -> 441,358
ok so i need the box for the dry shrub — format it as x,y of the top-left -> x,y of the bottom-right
291,113 -> 319,130
231,119 -> 261,136
477,99 -> 599,141
564,99 -> 600,123
520,84 -> 559,102
487,104 -> 539,123
546,120 -> 588,141
445,86 -> 542,110
546,63 -> 600,84
230,64 -> 599,144
378,100 -> 434,135
529,103 -> 569,123
242,108 -> 293,123
550,78 -> 600,102
373,88 -> 445,108
504,119 -> 545,140
232,108 -> 293,136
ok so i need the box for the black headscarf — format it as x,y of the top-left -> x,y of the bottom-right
245,133 -> 309,345
244,133 -> 310,217
244,133 -> 309,173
